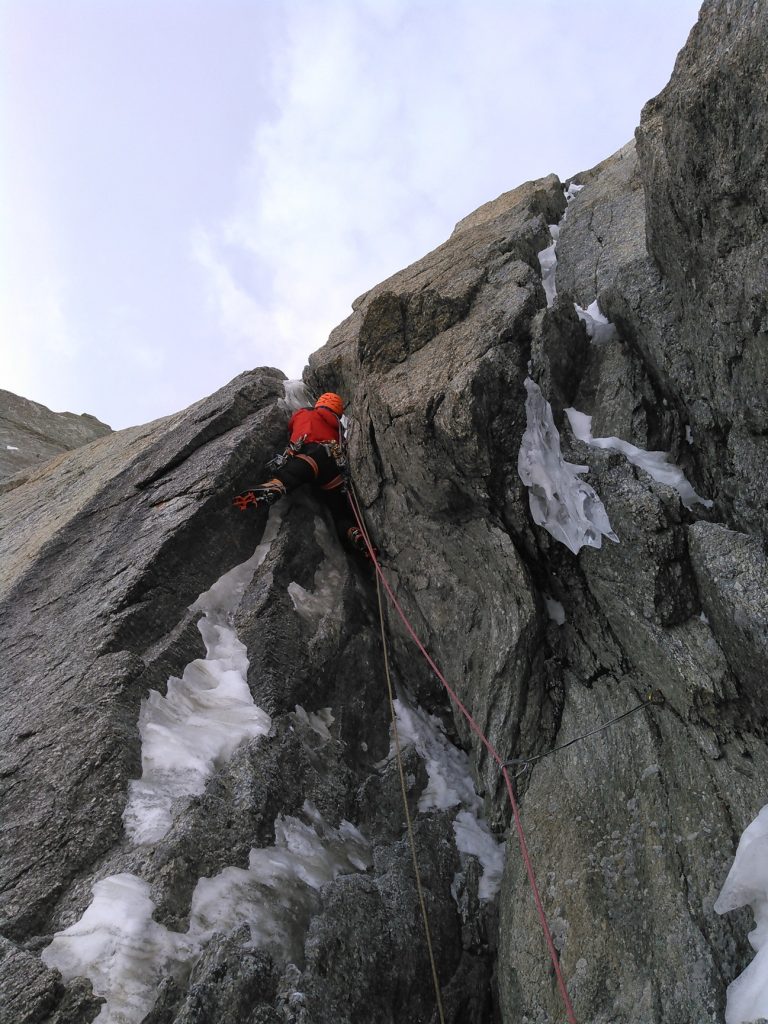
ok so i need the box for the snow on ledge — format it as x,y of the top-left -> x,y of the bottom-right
122,510 -> 282,845
565,408 -> 713,511
574,299 -> 618,345
43,804 -> 371,1024
381,696 -> 505,902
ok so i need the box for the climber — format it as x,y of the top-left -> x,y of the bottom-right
233,392 -> 375,561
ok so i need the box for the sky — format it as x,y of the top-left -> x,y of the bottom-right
1,0 -> 703,430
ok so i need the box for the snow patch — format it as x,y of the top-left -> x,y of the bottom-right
565,408 -> 713,511
42,874 -> 196,1024
715,804 -> 768,1023
452,811 -> 506,901
291,705 -> 334,744
544,595 -> 566,625
280,379 -> 311,412
383,697 -> 505,901
565,181 -> 585,200
6,444 -> 19,451
537,225 -> 559,307
574,299 -> 618,345
189,802 -> 370,960
43,805 -> 370,1024
518,378 -> 619,555
288,515 -> 345,625
122,511 -> 282,844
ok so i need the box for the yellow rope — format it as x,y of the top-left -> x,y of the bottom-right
374,568 -> 447,1024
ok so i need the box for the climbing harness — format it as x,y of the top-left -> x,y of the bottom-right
503,690 -> 666,772
346,480 -> 580,1024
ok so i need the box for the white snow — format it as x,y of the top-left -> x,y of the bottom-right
574,299 -> 618,345
452,811 -> 506,901
42,505 -> 373,1024
518,378 -> 619,555
122,511 -> 282,844
544,595 -> 566,625
6,444 -> 19,451
534,181 -> 584,307
715,804 -> 768,1023
565,408 -> 713,511
190,802 -> 370,960
280,379 -> 311,412
537,225 -> 559,307
565,182 -> 585,200
288,515 -> 345,625
41,874 -> 195,1024
291,704 -> 335,744
382,697 -> 505,901
43,804 -> 370,1024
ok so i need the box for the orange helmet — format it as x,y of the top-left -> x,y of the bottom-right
315,392 -> 344,416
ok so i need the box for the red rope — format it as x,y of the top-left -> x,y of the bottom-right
347,488 -> 578,1024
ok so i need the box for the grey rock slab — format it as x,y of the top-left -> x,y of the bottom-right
0,934 -> 101,1024
0,389 -> 111,486
142,928 -> 280,1024
0,369 -> 288,942
688,521 -> 768,704
636,0 -> 768,533
557,140 -> 646,307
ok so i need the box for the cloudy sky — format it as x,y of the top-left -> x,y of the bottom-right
2,0 -> 702,429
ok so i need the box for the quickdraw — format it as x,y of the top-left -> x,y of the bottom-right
324,439 -> 348,474
266,435 -> 309,471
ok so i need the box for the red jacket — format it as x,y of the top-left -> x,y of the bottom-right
288,406 -> 342,444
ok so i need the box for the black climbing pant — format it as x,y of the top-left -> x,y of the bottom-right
273,444 -> 355,541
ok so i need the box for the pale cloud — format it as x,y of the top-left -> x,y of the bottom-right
5,0 -> 702,424
194,0 -> 701,381
0,273 -> 80,397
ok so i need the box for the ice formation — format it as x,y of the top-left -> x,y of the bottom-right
544,595 -> 566,625
534,180 -> 584,309
123,511 -> 282,844
518,378 -> 619,555
189,802 -> 371,962
42,874 -> 194,1024
383,697 -> 505,901
715,804 -> 768,1023
280,379 -> 311,412
537,224 -> 559,307
574,299 -> 618,345
291,704 -> 335,744
43,806 -> 370,1024
565,408 -> 713,510
288,515 -> 345,625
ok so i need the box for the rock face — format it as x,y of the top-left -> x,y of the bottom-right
1,2 -> 767,1023
0,371 -> 497,1024
635,0 -> 768,536
0,390 -> 112,486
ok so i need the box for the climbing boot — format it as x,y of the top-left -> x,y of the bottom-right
347,526 -> 379,562
233,479 -> 286,511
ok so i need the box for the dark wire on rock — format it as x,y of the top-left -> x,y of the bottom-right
503,690 -> 666,770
